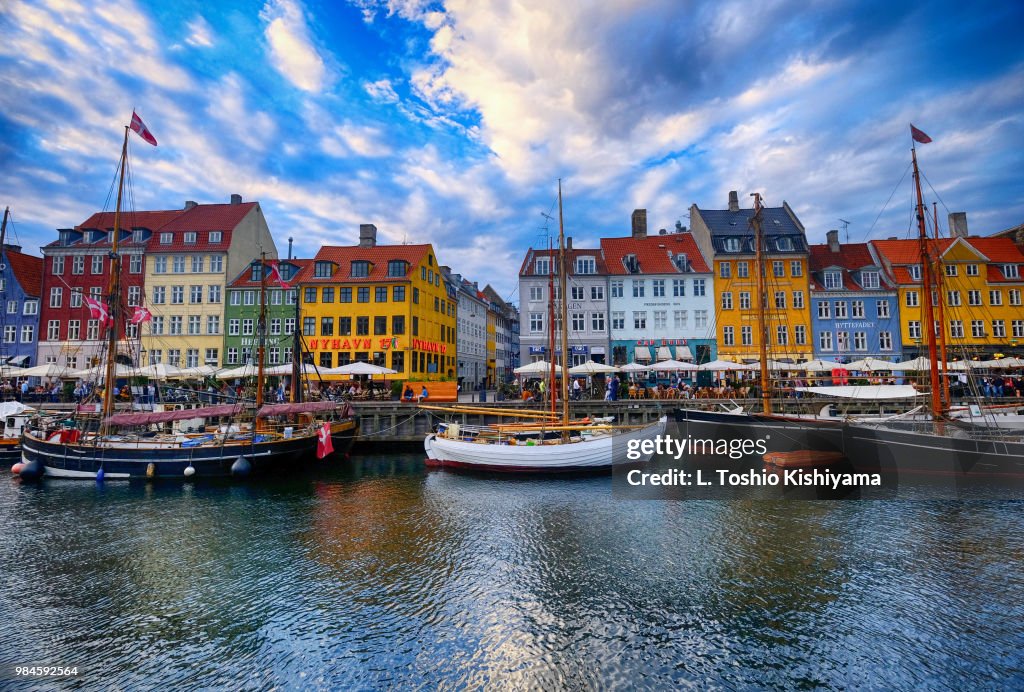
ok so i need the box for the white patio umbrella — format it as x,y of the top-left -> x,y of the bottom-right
215,363 -> 260,380
177,364 -> 219,378
844,357 -> 898,371
800,359 -> 843,372
71,363 -> 138,378
137,363 -> 184,380
21,362 -> 77,378
568,360 -> 620,375
331,361 -> 398,376
649,359 -> 699,372
697,359 -> 754,371
894,356 -> 932,371
619,362 -> 651,372
943,360 -> 971,371
514,360 -> 552,375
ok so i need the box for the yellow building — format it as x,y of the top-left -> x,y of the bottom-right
871,236 -> 1024,358
689,193 -> 813,361
296,225 -> 456,380
141,197 -> 277,367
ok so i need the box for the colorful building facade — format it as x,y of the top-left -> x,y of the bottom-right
224,259 -> 306,367
0,242 -> 42,368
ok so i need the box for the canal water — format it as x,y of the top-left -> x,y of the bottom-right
2,454 -> 1023,689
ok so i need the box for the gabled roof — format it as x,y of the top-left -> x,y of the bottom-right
518,247 -> 607,277
807,242 -> 893,291
963,237 -> 1024,264
3,248 -> 43,297
870,238 -> 954,265
296,244 -> 432,283
227,259 -> 312,288
870,236 -> 1024,285
599,233 -> 711,275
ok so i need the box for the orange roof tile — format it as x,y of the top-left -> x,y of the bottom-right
599,234 -> 710,275
4,248 -> 43,297
298,244 -> 432,283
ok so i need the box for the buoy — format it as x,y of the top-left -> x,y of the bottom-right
184,464 -> 196,478
231,456 -> 251,478
18,459 -> 42,481
96,467 -> 105,483
145,462 -> 156,479
11,462 -> 24,475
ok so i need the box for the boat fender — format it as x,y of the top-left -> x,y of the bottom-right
184,464 -> 196,478
145,463 -> 156,479
17,459 -> 42,481
96,467 -> 105,483
231,456 -> 251,478
11,462 -> 25,475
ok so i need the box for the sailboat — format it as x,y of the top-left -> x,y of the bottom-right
17,115 -> 358,481
424,182 -> 666,472
840,126 -> 1024,478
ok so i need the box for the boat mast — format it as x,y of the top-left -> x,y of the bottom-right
256,253 -> 267,408
291,274 -> 302,404
0,206 -> 9,253
913,145 -> 944,418
100,127 -> 129,433
547,238 -> 556,420
556,180 -> 570,425
751,192 -> 771,415
932,202 -> 951,407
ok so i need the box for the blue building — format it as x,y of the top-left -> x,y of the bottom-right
809,231 -> 901,362
0,242 -> 43,368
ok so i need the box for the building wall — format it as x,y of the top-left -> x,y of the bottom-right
810,291 -> 903,360
0,250 -> 42,367
518,274 -> 609,365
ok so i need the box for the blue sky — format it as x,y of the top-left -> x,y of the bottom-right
1,0 -> 1022,300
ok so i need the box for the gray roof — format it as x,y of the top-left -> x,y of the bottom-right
698,207 -> 802,236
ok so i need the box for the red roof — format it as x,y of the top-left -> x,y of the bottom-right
297,244 -> 432,283
518,247 -> 609,277
599,233 -> 710,275
4,248 -> 43,297
871,237 -> 1024,285
963,237 -> 1024,264
870,238 -> 954,265
807,242 -> 891,291
228,259 -> 312,288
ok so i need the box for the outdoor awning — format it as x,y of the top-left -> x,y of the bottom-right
5,355 -> 29,366
257,401 -> 353,418
634,347 -> 652,361
675,346 -> 693,360
104,404 -> 244,426
656,346 -> 673,361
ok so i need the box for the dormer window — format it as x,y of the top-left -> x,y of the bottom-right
909,265 -> 922,281
131,230 -> 145,243
160,232 -> 173,245
250,263 -> 263,281
824,271 -> 843,289
672,254 -> 689,272
535,257 -> 550,275
575,257 -> 596,274
88,230 -> 107,243
1004,264 -> 1020,279
623,255 -> 639,273
349,261 -> 369,278
184,232 -> 197,244
723,237 -> 741,252
387,260 -> 409,277
861,271 -> 880,289
209,231 -> 223,243
776,236 -> 794,252
313,261 -> 335,278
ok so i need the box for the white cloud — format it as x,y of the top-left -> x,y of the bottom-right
185,15 -> 215,48
363,78 -> 399,103
260,0 -> 327,93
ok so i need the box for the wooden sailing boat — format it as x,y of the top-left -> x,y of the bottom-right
424,181 -> 666,472
17,116 -> 358,481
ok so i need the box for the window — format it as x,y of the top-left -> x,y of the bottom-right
129,255 -> 142,273
819,331 -> 833,351
834,302 -> 847,318
321,317 -> 334,336
672,279 -> 685,297
740,292 -> 751,310
877,300 -> 890,318
356,317 -> 369,335
591,285 -> 604,301
723,237 -> 741,252
316,287 -> 332,304
207,285 -> 221,304
611,312 -> 625,330
23,300 -> 38,315
190,285 -> 203,303
632,280 -> 645,298
774,291 -> 786,310
944,264 -> 957,277
989,290 -> 1003,306
906,291 -> 919,307
302,317 -> 315,336
950,320 -> 964,339
909,265 -> 921,281
3,326 -> 15,343
374,316 -> 387,335
210,256 -> 223,273
837,331 -> 850,351
172,256 -> 185,273
571,286 -> 585,300
188,315 -> 201,335
993,320 -> 1006,338
721,292 -> 733,310
576,257 -> 596,274
392,315 -> 405,334
966,263 -> 979,276
591,312 -> 605,331
535,257 -> 550,275
154,257 -> 167,273
776,325 -> 788,346
387,260 -> 408,277
209,231 -> 222,244
723,326 -> 735,346
151,316 -> 164,336
47,320 -> 60,340
795,325 -> 806,345
854,331 -> 867,351
852,300 -> 864,318
226,348 -> 238,365
52,256 -> 64,275
152,286 -> 166,304
184,231 -> 197,244
72,255 -> 84,274
652,310 -> 666,330
824,271 -> 842,289
693,280 -> 705,297
171,286 -> 184,304
126,286 -> 140,307
947,290 -> 961,307
790,260 -> 803,278
968,290 -> 981,306
529,286 -> 543,301
971,320 -> 985,338
49,287 -> 62,308
647,279 -> 664,298
412,288 -> 419,304
908,321 -> 921,340
170,316 -> 183,335
86,319 -> 100,340
879,331 -> 893,351
720,262 -> 731,278
695,310 -> 708,328
67,320 -> 80,340
1010,290 -> 1022,306
191,255 -> 203,273
207,316 -> 220,335
673,310 -> 687,328
6,300 -> 15,314
633,311 -> 647,329
1014,321 -> 1024,338
160,232 -> 172,244
572,313 -> 586,331
529,313 -> 544,333
391,286 -> 405,303
610,280 -> 623,298
89,254 -> 103,274
20,325 -> 34,343
374,286 -> 388,302
357,287 -> 370,303
737,262 -> 749,278
228,319 -> 240,336
741,325 -> 752,345
773,261 -> 785,278
184,349 -> 199,368
792,291 -> 804,309
861,271 -> 879,289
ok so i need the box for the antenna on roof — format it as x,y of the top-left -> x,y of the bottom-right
839,219 -> 851,244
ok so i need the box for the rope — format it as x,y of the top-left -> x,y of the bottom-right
356,411 -> 421,437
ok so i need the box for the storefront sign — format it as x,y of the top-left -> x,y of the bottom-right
635,338 -> 689,346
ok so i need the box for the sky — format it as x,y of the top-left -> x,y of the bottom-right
1,0 -> 1023,302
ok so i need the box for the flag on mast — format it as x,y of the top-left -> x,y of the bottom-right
84,296 -> 114,327
316,422 -> 334,459
130,111 -> 158,146
910,124 -> 932,144
130,306 -> 152,325
266,261 -> 291,289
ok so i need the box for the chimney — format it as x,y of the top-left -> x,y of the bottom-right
566,236 -> 572,251
359,223 -> 377,248
3,244 -> 22,253
288,237 -> 293,260
184,200 -> 198,210
827,229 -> 840,252
728,190 -> 739,212
948,212 -> 969,238
631,209 -> 647,238
230,193 -> 242,205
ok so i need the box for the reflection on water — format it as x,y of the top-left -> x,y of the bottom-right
1,456 -> 1023,688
